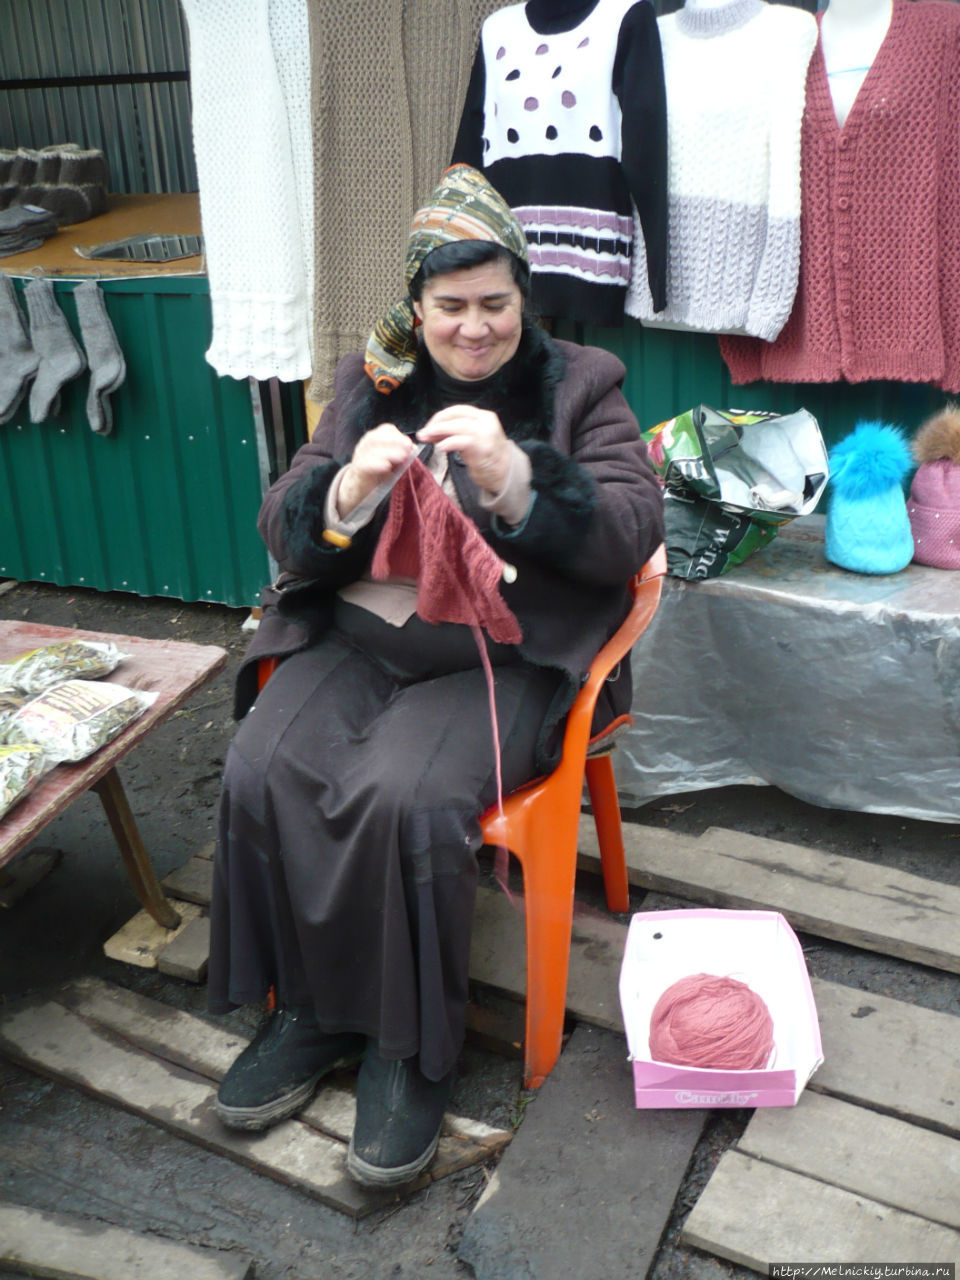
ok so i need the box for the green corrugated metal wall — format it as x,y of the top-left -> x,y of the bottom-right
0,277 -> 270,607
564,320 -> 946,447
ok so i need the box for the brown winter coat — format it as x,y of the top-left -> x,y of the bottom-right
236,324 -> 663,772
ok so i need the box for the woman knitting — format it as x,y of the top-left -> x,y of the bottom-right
208,164 -> 664,1188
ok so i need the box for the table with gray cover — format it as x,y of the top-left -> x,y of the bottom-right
619,516 -> 960,823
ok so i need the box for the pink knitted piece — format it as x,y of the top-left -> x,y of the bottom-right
721,0 -> 960,392
648,973 -> 775,1070
371,456 -> 521,644
372,457 -> 522,894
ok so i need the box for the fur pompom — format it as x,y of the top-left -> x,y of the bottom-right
912,404 -> 960,465
828,421 -> 912,499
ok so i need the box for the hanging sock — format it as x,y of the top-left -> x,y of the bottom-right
73,280 -> 125,435
0,275 -> 39,423
24,277 -> 86,422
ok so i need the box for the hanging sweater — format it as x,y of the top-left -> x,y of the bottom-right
720,0 -> 960,391
181,0 -> 313,382
308,0 -> 504,401
625,0 -> 817,339
452,0 -> 667,327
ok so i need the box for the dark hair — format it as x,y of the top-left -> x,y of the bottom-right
409,239 -> 530,302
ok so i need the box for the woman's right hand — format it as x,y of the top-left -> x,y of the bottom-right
337,424 -> 416,517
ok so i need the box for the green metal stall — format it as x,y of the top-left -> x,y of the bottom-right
0,272 -> 282,608
562,321 -> 946,448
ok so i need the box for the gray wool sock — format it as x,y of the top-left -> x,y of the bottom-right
74,279 -> 125,435
0,275 -> 39,423
24,277 -> 86,422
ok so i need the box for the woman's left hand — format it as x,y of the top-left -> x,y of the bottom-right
417,405 -> 514,495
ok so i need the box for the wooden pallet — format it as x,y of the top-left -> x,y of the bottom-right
0,1203 -> 253,1280
468,882 -> 960,1272
0,977 -> 512,1220
578,817 -> 960,974
99,823 -> 960,1264
116,814 -> 960,984
103,842 -> 216,978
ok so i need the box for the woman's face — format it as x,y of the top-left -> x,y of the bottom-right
413,258 -> 524,382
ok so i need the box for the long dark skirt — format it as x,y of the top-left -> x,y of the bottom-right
208,601 -> 562,1081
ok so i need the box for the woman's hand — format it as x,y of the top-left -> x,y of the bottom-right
417,405 -> 514,495
337,424 -> 416,516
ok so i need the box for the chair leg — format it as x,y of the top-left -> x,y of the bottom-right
585,754 -> 630,914
518,826 -> 579,1088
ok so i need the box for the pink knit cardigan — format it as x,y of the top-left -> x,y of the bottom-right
720,0 -> 960,391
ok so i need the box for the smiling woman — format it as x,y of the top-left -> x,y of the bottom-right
206,164 -> 665,1192
412,250 -> 525,382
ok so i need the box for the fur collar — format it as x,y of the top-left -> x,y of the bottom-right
345,320 -> 565,445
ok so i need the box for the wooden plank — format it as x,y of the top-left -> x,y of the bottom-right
58,976 -> 246,1079
809,978 -> 960,1138
0,1203 -> 252,1280
157,914 -> 211,982
681,1150 -> 960,1269
53,977 -> 512,1165
102,901 -> 203,969
738,1091 -> 960,1230
0,997 -> 393,1218
465,992 -> 525,1059
470,884 -> 626,1032
578,816 -> 960,974
469,887 -> 960,1135
161,854 -> 214,906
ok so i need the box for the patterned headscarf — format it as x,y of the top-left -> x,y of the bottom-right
364,164 -> 529,394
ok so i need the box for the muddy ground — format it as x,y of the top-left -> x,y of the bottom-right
1,580 -> 958,1280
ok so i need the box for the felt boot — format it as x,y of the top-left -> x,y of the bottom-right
0,276 -> 39,423
24,277 -> 86,422
215,1005 -> 364,1132
347,1044 -> 455,1187
74,279 -> 126,434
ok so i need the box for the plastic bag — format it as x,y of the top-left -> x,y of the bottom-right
0,742 -> 48,820
643,406 -> 829,580
0,640 -> 126,694
0,679 -> 156,763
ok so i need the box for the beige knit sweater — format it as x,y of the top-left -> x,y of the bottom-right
307,0 -> 503,402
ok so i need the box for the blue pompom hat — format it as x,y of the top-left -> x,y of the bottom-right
824,421 -> 914,574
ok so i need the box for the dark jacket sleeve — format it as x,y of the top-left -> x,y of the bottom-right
494,342 -> 664,585
256,353 -> 381,586
614,2 -> 667,312
451,44 -> 487,169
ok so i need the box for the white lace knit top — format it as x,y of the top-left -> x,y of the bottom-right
625,0 -> 817,339
181,0 -> 313,381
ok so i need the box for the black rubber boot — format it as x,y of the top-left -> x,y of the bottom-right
215,1006 -> 364,1131
346,1044 -> 455,1187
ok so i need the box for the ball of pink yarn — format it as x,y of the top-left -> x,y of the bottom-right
648,973 -> 774,1070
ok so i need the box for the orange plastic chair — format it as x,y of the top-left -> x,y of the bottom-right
256,545 -> 666,1090
480,545 -> 666,1087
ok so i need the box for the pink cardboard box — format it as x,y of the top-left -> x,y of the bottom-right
618,908 -> 823,1109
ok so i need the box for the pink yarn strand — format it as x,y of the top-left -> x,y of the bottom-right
375,462 -> 517,902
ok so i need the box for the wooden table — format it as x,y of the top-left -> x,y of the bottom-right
0,623 -> 228,928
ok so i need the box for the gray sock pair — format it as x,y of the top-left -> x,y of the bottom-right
73,280 -> 125,435
1,278 -> 126,433
23,278 -> 86,422
0,275 -> 40,422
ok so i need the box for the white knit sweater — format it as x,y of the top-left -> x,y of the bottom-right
625,0 -> 817,339
182,0 -> 312,381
